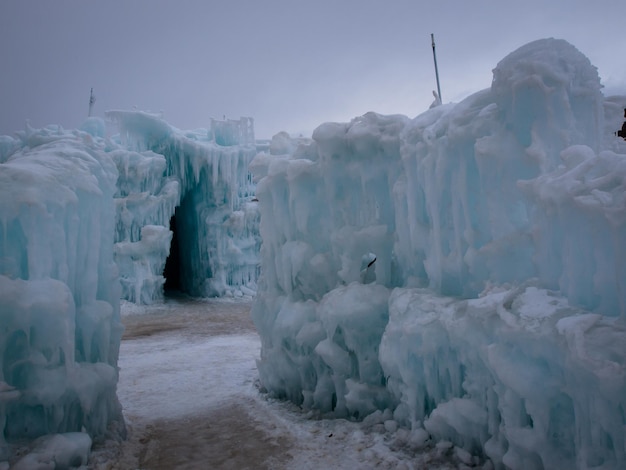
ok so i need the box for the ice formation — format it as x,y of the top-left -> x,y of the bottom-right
0,111 -> 261,463
107,111 -> 260,303
0,125 -> 124,462
252,39 -> 626,469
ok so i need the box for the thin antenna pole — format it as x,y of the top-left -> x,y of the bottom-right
431,34 -> 442,104
88,88 -> 96,117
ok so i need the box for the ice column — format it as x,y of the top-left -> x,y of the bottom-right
0,124 -> 124,460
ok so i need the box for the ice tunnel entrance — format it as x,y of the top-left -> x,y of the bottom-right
163,191 -> 200,296
162,185 -> 209,297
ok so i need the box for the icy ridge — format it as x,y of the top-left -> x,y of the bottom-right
252,39 -> 626,469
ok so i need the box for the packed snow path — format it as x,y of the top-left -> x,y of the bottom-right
92,297 -> 475,469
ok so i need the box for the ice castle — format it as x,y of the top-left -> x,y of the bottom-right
0,38 -> 625,469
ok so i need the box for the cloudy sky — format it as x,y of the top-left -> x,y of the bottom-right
1,0 -> 624,138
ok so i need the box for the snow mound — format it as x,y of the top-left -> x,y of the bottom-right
11,432 -> 92,470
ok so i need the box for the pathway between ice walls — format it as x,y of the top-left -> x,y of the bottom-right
106,111 -> 260,303
251,39 -> 626,470
0,124 -> 125,462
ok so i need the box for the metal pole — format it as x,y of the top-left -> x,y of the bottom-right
88,88 -> 95,117
431,34 -> 442,104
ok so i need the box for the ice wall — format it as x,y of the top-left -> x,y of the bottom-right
0,124 -> 124,460
107,111 -> 260,302
252,39 -> 626,469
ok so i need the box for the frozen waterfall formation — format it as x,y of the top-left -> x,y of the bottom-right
252,39 -> 626,469
108,112 -> 260,303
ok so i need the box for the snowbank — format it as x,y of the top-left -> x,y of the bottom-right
252,39 -> 626,469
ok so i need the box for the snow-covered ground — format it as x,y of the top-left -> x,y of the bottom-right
89,297 -> 480,469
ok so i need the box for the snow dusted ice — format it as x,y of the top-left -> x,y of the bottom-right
0,37 -> 624,469
252,39 -> 626,469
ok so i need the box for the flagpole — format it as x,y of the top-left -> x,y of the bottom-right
88,88 -> 96,117
431,34 -> 442,104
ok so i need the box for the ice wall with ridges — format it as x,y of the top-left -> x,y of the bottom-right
0,125 -> 124,459
252,39 -> 626,469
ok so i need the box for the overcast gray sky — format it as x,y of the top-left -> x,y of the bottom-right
1,0 -> 624,138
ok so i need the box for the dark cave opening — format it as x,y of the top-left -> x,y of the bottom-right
162,182 -> 208,298
163,212 -> 181,294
